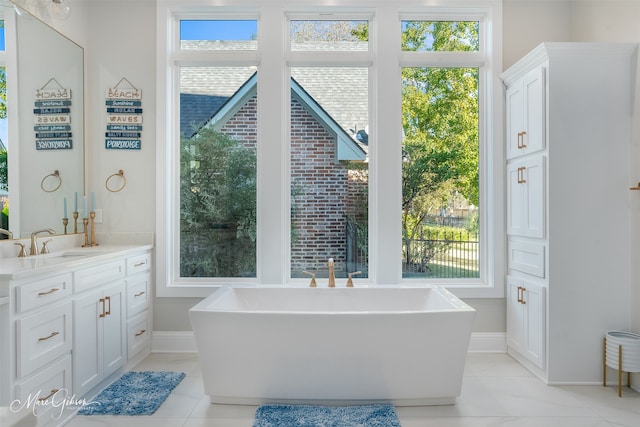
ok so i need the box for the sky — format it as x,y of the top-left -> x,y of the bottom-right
180,20 -> 257,41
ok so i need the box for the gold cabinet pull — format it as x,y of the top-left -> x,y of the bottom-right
135,329 -> 146,337
517,131 -> 527,149
134,291 -> 146,297
99,298 -> 106,318
38,389 -> 59,401
134,261 -> 146,267
105,296 -> 111,316
520,287 -> 527,304
38,331 -> 59,341
516,286 -> 522,303
38,288 -> 60,296
517,166 -> 527,184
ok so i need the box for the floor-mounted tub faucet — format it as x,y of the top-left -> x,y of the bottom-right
328,258 -> 335,287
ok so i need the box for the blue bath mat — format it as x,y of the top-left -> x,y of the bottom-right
253,404 -> 401,427
78,371 -> 185,415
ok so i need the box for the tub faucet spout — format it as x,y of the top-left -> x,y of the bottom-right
328,258 -> 335,287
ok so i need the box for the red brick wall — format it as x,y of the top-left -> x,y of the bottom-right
220,94 -> 360,277
290,98 -> 350,275
220,97 -> 258,149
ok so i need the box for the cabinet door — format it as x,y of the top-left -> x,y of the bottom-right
507,156 -> 545,238
73,289 -> 102,397
506,278 -> 526,354
506,67 -> 545,159
522,282 -> 546,369
73,282 -> 126,397
506,83 -> 525,159
506,276 -> 546,369
523,67 -> 545,154
102,282 -> 126,378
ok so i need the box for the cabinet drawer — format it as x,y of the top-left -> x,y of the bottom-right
15,355 -> 72,418
74,259 -> 125,292
17,273 -> 72,313
127,273 -> 151,318
17,302 -> 72,378
127,253 -> 151,276
127,311 -> 151,360
508,240 -> 545,278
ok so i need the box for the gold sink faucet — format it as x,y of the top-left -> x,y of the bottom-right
0,228 -> 12,240
30,228 -> 55,256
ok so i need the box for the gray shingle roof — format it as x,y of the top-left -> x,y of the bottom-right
179,41 -> 368,141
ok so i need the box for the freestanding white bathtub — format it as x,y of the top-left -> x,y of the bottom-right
189,286 -> 476,406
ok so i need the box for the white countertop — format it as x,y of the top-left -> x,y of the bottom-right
0,244 -> 153,280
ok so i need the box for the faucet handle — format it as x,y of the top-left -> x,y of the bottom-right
346,271 -> 362,287
302,271 -> 317,287
14,243 -> 28,258
41,239 -> 53,255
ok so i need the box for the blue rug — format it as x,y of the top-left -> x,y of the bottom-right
253,404 -> 401,427
78,371 -> 186,415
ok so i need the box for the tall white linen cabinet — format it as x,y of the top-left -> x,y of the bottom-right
501,42 -> 638,384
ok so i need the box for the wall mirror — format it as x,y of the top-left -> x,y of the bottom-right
1,0 -> 84,238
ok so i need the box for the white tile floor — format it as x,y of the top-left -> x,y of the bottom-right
66,353 -> 639,427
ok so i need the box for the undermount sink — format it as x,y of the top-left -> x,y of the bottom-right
30,250 -> 105,266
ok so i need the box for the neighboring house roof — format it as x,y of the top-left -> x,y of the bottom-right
183,72 -> 366,161
179,41 -> 369,159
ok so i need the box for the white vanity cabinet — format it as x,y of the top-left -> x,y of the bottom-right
0,245 -> 152,426
124,253 -> 152,361
73,264 -> 126,397
11,274 -> 74,422
501,43 -> 636,383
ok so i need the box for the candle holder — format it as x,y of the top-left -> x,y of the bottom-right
62,218 -> 69,235
73,211 -> 79,234
89,211 -> 99,247
82,218 -> 90,247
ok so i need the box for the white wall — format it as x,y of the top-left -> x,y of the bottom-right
568,0 -> 640,337
31,0 -> 638,336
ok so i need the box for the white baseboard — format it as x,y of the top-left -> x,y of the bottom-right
151,331 -> 198,353
151,331 -> 507,354
468,332 -> 507,353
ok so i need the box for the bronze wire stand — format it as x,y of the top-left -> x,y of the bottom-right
603,336 -> 632,397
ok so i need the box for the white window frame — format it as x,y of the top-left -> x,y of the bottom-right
156,0 -> 504,298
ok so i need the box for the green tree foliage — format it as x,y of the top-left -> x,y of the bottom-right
0,66 -> 6,120
401,22 -> 479,265
290,20 -> 367,43
0,149 -> 6,191
180,127 -> 256,277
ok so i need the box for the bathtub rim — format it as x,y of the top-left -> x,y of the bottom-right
189,284 -> 476,315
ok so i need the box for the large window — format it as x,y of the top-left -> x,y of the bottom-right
0,16 -> 8,235
400,21 -> 481,279
157,1 -> 503,297
289,18 -> 369,280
